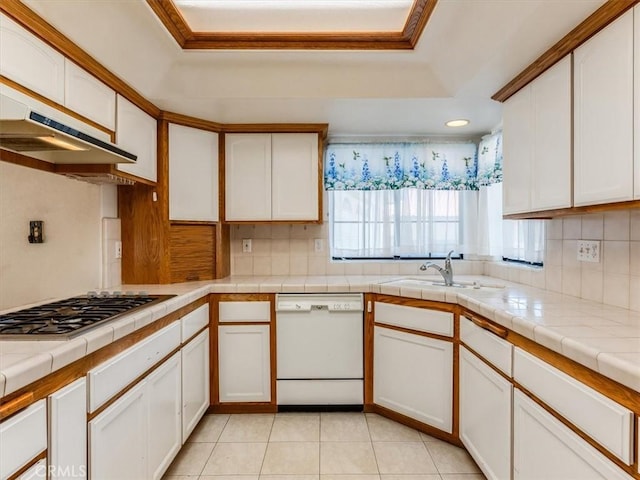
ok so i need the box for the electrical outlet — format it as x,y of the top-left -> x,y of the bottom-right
242,239 -> 252,253
577,240 -> 601,263
314,238 -> 324,252
114,241 -> 122,259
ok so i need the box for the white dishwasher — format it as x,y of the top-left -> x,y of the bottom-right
276,293 -> 364,407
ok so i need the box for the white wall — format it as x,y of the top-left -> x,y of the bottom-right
0,162 -> 107,309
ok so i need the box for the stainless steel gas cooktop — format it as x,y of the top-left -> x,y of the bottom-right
0,292 -> 175,339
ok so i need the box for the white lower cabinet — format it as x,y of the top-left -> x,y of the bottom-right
373,326 -> 452,432
18,460 -> 46,480
182,329 -> 210,441
459,346 -> 512,480
147,353 -> 182,480
0,399 -> 47,480
218,324 -> 271,403
513,390 -> 633,480
49,377 -> 87,480
89,382 -> 148,480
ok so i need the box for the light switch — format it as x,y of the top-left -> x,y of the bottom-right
115,241 -> 122,259
314,238 -> 324,252
242,239 -> 252,253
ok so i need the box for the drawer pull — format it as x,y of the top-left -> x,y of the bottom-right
0,392 -> 35,420
468,315 -> 508,339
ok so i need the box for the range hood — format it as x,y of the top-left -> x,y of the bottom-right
0,94 -> 136,164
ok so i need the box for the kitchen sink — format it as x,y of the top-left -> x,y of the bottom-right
380,278 -> 505,289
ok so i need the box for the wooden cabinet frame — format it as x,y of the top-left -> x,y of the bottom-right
209,293 -> 278,414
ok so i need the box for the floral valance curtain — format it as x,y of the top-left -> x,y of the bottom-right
324,142 -> 478,191
477,132 -> 503,186
324,136 -> 503,191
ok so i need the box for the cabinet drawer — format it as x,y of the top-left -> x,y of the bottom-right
0,399 -> 46,479
513,348 -> 633,464
88,322 -> 180,412
219,301 -> 271,323
181,304 -> 209,341
374,302 -> 453,337
461,315 -> 512,376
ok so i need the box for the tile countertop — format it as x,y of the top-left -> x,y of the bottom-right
0,275 -> 638,399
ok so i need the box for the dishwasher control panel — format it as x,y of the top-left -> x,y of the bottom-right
276,294 -> 364,312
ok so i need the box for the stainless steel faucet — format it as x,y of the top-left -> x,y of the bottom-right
419,250 -> 455,286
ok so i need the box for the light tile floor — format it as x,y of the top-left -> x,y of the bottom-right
164,412 -> 486,480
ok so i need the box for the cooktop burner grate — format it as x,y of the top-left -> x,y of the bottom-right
0,293 -> 175,339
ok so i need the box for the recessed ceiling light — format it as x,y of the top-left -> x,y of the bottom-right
445,119 -> 470,128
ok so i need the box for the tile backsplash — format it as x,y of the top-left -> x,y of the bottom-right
0,162 -> 106,310
230,224 -> 484,277
487,209 -> 640,312
232,209 -> 639,312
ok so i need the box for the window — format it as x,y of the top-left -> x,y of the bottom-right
329,189 -> 462,259
502,219 -> 545,266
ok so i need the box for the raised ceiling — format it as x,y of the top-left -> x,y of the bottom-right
18,0 -> 608,137
147,0 -> 437,49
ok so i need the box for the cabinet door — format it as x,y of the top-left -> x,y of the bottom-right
182,329 -> 210,441
225,133 -> 272,221
147,353 -> 182,480
531,55 -> 572,211
373,326 -> 452,432
0,400 -> 46,480
271,133 -> 319,221
0,14 -> 64,104
574,11 -> 634,206
459,347 -> 512,480
218,324 -> 271,402
89,382 -> 147,480
64,60 -> 116,130
635,5 -> 640,200
169,124 -> 219,221
502,84 -> 532,214
49,378 -> 87,480
116,95 -> 157,182
513,390 -> 632,480
18,459 -> 46,480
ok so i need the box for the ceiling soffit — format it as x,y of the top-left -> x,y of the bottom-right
146,0 -> 438,50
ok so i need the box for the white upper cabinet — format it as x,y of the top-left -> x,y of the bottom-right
169,124 -> 219,222
503,55 -> 572,214
530,55 -> 572,211
225,133 -> 320,222
635,5 -> 640,200
502,83 -> 533,215
271,133 -> 319,221
574,10 -> 634,206
64,60 -> 116,130
116,95 -> 157,182
225,133 -> 272,221
0,14 -> 65,104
